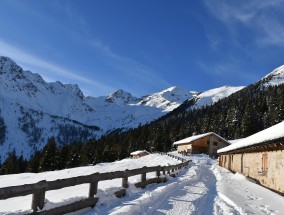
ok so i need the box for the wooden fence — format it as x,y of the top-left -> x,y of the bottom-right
0,159 -> 190,215
165,152 -> 187,162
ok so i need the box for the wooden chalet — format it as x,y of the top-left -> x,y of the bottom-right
173,132 -> 230,156
218,121 -> 284,195
130,150 -> 150,159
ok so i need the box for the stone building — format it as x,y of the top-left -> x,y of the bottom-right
218,121 -> 284,195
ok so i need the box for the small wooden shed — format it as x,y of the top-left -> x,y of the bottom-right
218,121 -> 284,195
130,150 -> 150,159
173,132 -> 230,156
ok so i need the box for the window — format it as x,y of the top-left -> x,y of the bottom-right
262,153 -> 268,172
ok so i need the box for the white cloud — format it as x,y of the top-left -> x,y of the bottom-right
203,0 -> 284,46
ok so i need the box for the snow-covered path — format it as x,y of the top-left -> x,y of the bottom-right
95,155 -> 235,215
90,155 -> 284,215
0,153 -> 283,214
145,163 -> 219,214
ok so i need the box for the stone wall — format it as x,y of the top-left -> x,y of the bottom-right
219,150 -> 284,194
208,136 -> 229,156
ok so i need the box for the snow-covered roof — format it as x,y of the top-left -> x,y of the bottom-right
218,121 -> 284,153
173,132 -> 229,145
130,150 -> 149,156
228,138 -> 245,144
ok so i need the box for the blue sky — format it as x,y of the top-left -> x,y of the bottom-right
1,0 -> 284,97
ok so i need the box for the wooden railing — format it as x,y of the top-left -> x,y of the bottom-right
0,159 -> 190,215
166,152 -> 188,162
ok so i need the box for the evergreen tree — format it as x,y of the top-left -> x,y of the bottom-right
0,150 -> 27,174
65,143 -> 81,168
27,151 -> 42,173
39,137 -> 58,172
57,144 -> 70,169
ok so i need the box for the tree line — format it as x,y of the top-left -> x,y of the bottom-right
1,82 -> 284,174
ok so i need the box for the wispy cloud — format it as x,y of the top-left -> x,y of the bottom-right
60,3 -> 170,95
89,39 -> 170,91
0,39 -> 111,92
203,0 -> 284,46
197,60 -> 258,84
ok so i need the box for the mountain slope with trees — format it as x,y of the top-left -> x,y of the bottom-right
0,56 -> 242,162
2,76 -> 284,174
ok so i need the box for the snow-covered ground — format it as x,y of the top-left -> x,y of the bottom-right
0,154 -> 180,214
0,153 -> 283,215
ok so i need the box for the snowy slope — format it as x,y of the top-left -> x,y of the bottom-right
137,86 -> 198,112
0,153 -> 181,214
191,85 -> 245,109
0,57 -> 196,160
261,65 -> 284,86
0,154 -> 283,214
0,57 -> 101,161
0,56 -> 244,161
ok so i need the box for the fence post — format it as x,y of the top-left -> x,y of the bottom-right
31,180 -> 46,212
122,169 -> 129,188
141,167 -> 147,182
162,167 -> 166,175
141,172 -> 146,182
156,166 -> 161,178
89,181 -> 98,197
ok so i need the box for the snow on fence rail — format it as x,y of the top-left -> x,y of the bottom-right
160,151 -> 188,162
0,160 -> 190,215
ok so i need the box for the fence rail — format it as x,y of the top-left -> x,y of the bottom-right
0,157 -> 190,215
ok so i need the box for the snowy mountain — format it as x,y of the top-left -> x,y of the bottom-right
0,57 -> 101,161
191,85 -> 245,109
261,65 -> 284,87
138,86 -> 198,112
0,56 -> 244,161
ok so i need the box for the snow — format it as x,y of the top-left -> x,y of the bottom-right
229,138 -> 245,144
0,56 -> 245,161
1,153 -> 283,215
262,65 -> 284,87
0,153 -> 180,214
192,86 -> 245,109
138,86 -> 196,112
218,120 -> 284,153
173,132 -> 229,145
130,150 -> 149,156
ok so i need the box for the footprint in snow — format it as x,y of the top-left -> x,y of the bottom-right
259,204 -> 276,214
246,194 -> 260,201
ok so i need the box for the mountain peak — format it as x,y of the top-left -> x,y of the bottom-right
0,56 -> 16,64
0,56 -> 22,75
106,89 -> 138,104
261,65 -> 284,87
64,84 -> 84,99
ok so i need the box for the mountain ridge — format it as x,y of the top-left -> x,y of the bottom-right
1,56 -> 282,161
